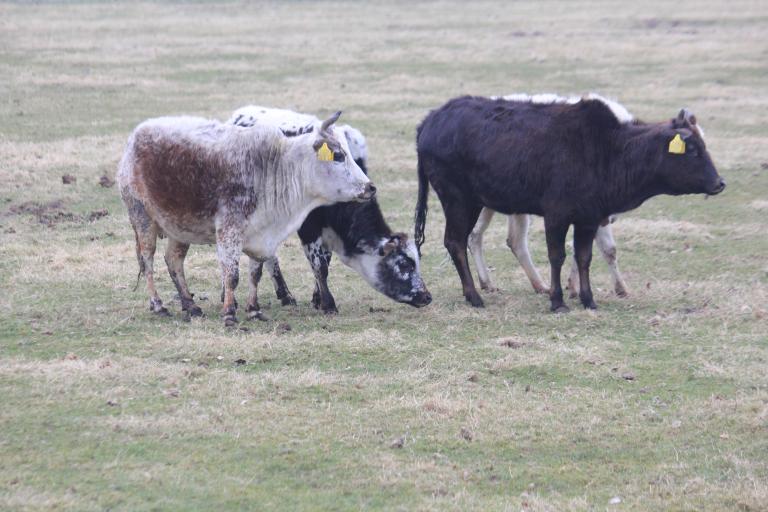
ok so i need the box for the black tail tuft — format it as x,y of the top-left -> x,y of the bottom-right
414,154 -> 429,256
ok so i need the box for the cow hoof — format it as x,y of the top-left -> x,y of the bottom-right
247,309 -> 269,321
534,285 -> 550,295
322,307 -> 339,315
187,305 -> 204,317
615,287 -> 629,298
479,282 -> 498,292
551,304 -> 570,314
466,294 -> 485,308
280,295 -> 297,306
154,307 -> 171,317
223,315 -> 238,327
582,301 -> 598,310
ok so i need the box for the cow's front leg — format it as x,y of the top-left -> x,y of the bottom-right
302,238 -> 337,313
216,226 -> 244,327
244,257 -> 268,321
544,219 -> 570,313
573,224 -> 599,310
264,257 -> 297,306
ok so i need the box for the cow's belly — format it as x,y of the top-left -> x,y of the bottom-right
151,208 -> 217,244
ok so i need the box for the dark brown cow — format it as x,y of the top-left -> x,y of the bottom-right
414,95 -> 725,311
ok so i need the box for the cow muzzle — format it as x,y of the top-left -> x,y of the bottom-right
408,289 -> 432,308
707,177 -> 726,196
357,182 -> 376,201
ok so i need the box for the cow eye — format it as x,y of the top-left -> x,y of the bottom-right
333,151 -> 345,163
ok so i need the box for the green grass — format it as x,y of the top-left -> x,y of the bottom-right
1,1 -> 767,510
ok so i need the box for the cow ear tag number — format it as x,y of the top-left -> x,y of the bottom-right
668,134 -> 686,154
317,142 -> 334,161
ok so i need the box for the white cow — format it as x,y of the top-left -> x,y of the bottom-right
118,111 -> 375,325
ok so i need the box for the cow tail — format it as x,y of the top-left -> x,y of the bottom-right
132,225 -> 145,292
414,154 -> 429,256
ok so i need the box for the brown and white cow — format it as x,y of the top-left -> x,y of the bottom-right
118,112 -> 375,325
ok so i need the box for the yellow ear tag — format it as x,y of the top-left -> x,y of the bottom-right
668,133 -> 686,154
317,142 -> 334,161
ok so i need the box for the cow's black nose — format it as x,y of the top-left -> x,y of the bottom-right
709,177 -> 726,195
411,290 -> 432,307
366,183 -> 376,196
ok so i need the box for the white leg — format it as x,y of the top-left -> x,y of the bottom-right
595,224 -> 628,297
566,253 -> 580,298
468,207 -> 497,291
507,215 -> 549,294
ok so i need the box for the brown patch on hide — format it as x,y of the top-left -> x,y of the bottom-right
132,130 -> 256,221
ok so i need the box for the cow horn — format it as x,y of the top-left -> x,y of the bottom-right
321,111 -> 342,132
677,108 -> 697,126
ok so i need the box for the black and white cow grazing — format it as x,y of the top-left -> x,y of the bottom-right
414,94 -> 725,312
118,111 -> 375,325
229,106 -> 431,314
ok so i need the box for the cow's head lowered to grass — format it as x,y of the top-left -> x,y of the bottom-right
654,108 -> 725,196
302,111 -> 376,204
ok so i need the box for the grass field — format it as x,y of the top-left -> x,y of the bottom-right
1,1 -> 767,510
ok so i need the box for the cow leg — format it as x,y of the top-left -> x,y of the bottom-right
544,219 -> 570,313
264,256 -> 297,306
244,257 -> 268,321
444,202 -> 484,307
566,254 -> 580,299
303,238 -> 337,314
164,239 -> 203,317
507,214 -> 549,294
573,224 -> 599,310
130,222 -> 169,318
468,207 -> 497,291
215,225 -> 244,327
595,224 -> 628,297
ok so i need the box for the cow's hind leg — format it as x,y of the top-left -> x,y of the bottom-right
573,224 -> 599,310
303,238 -> 337,313
468,207 -> 497,291
265,257 -> 297,306
443,200 -> 484,307
507,214 -> 549,294
244,257 -> 268,321
544,218 -> 570,313
164,239 -> 202,317
126,197 -> 169,316
595,224 -> 628,297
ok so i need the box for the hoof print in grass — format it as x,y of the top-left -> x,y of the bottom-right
62,174 -> 76,184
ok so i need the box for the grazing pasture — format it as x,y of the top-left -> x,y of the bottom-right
1,1 -> 766,510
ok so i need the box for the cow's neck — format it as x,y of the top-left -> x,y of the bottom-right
602,124 -> 669,215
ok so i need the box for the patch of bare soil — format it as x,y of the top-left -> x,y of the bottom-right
6,200 -> 109,227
